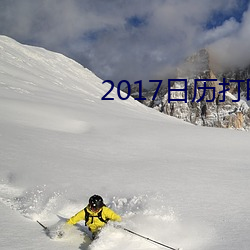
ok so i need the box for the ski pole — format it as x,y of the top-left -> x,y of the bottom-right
122,227 -> 180,250
37,220 -> 48,231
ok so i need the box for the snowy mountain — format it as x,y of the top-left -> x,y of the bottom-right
0,36 -> 250,250
141,49 -> 250,130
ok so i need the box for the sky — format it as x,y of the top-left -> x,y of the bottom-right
0,0 -> 249,87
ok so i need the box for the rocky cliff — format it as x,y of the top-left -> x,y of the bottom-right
138,49 -> 250,130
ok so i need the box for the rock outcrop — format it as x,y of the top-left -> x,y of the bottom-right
136,49 -> 250,130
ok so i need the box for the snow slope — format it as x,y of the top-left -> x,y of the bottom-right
0,35 -> 250,250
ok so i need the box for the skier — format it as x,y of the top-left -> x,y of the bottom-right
66,194 -> 122,239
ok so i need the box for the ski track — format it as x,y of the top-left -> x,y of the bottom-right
0,180 -> 211,250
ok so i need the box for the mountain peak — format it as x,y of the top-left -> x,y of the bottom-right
139,48 -> 250,130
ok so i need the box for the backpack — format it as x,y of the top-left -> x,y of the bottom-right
84,206 -> 109,226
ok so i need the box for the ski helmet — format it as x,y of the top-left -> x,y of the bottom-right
89,195 -> 104,210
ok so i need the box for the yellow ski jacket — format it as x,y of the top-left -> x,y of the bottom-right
67,206 -> 121,233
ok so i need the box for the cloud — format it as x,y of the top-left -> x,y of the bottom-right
209,3 -> 250,69
0,0 -> 249,87
201,18 -> 240,45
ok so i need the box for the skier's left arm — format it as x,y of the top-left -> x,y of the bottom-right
104,207 -> 122,222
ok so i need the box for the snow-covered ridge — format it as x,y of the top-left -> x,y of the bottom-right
0,35 -> 155,134
0,35 -> 152,107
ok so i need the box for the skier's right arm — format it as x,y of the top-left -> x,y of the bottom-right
67,209 -> 85,225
